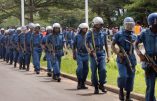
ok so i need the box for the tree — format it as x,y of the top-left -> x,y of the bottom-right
125,0 -> 157,26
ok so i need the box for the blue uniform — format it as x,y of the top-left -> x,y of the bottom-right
12,31 -> 19,67
42,33 -> 52,72
86,29 -> 107,87
73,33 -> 89,83
66,31 -> 74,49
46,33 -> 65,77
1,34 -> 6,60
113,30 -> 137,92
5,34 -> 10,63
136,29 -> 157,101
25,31 -> 32,68
31,33 -> 43,72
0,33 -> 3,59
18,33 -> 26,68
8,32 -> 14,64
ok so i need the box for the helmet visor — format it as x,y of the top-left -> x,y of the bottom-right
124,22 -> 135,31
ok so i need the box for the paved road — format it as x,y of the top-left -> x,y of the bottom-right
0,60 -> 135,101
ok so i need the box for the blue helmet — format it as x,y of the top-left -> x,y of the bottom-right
123,17 -> 135,31
123,17 -> 135,23
147,13 -> 157,25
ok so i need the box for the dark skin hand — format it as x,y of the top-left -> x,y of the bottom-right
111,41 -> 124,58
134,42 -> 145,61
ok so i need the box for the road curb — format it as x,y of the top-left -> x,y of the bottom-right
40,68 -> 145,101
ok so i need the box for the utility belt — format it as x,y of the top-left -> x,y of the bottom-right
78,49 -> 87,54
55,47 -> 62,50
77,52 -> 88,56
95,46 -> 103,51
33,44 -> 41,48
20,44 -> 24,48
26,44 -> 30,47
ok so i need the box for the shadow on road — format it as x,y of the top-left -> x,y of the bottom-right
64,88 -> 78,91
24,72 -> 36,75
77,93 -> 105,96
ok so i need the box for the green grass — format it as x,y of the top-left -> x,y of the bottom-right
40,51 -> 157,97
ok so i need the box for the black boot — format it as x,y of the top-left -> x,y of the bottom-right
36,71 -> 40,74
125,91 -> 132,101
119,88 -> 124,101
94,86 -> 99,94
9,61 -> 13,65
77,81 -> 82,90
14,62 -> 16,68
99,84 -> 107,93
22,65 -> 26,70
81,82 -> 88,89
26,65 -> 30,71
19,63 -> 22,69
53,75 -> 61,82
47,72 -> 52,77
47,69 -> 52,77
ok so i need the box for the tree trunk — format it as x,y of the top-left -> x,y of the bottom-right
29,0 -> 33,22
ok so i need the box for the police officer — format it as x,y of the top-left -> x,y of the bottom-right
4,30 -> 9,61
65,28 -> 74,49
0,28 -> 5,59
0,28 -> 6,61
46,23 -> 66,82
73,23 -> 89,89
25,23 -> 35,71
5,30 -> 11,63
135,13 -> 157,101
18,26 -> 27,69
42,26 -> 53,77
8,29 -> 15,65
12,27 -> 21,68
111,17 -> 137,101
85,17 -> 110,94
31,23 -> 43,74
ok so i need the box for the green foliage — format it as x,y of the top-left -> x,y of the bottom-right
125,0 -> 157,26
0,0 -> 157,27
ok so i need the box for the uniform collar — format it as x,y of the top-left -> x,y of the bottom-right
148,28 -> 157,36
122,30 -> 133,36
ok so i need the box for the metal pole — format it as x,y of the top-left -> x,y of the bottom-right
85,0 -> 88,24
21,0 -> 25,26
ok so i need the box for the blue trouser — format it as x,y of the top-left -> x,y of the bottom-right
5,48 -> 10,62
76,53 -> 89,82
90,54 -> 106,86
46,52 -> 53,71
25,50 -> 31,66
117,63 -> 135,92
9,48 -> 14,63
0,46 -> 2,58
32,47 -> 42,71
2,46 -> 6,60
52,55 -> 61,76
19,50 -> 25,66
145,70 -> 157,101
13,49 -> 19,63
